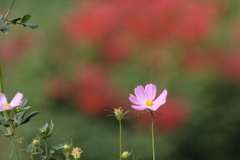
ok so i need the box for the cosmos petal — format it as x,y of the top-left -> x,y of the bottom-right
134,85 -> 147,101
131,105 -> 147,111
0,93 -> 7,105
151,89 -> 167,111
129,94 -> 144,105
145,83 -> 157,100
10,92 -> 23,107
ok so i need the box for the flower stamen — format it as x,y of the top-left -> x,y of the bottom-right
4,103 -> 11,107
146,100 -> 153,106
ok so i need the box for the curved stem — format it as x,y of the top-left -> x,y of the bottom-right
2,0 -> 16,23
119,120 -> 122,160
150,110 -> 155,160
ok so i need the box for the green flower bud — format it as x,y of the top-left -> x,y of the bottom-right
121,151 -> 131,159
64,144 -> 71,150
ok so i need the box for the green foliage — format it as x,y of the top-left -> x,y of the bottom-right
38,120 -> 54,140
13,99 -> 40,127
9,17 -> 21,24
0,22 -> 9,34
21,14 -> 31,23
0,13 -> 38,34
0,114 -> 10,127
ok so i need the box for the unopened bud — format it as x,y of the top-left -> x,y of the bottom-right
71,147 -> 83,160
32,139 -> 40,146
114,107 -> 123,121
121,151 -> 131,159
64,144 -> 71,150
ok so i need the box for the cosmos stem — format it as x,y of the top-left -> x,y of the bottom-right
119,120 -> 122,160
149,110 -> 155,160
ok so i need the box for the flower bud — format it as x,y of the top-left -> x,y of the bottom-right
121,151 -> 131,159
71,147 -> 83,160
64,144 -> 71,150
32,139 -> 40,146
114,107 -> 123,121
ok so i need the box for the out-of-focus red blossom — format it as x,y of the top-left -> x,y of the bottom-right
173,2 -> 219,43
45,76 -> 70,100
62,0 -> 220,65
184,49 -> 217,71
230,21 -> 240,45
64,1 -> 120,42
217,53 -> 240,85
134,98 -> 189,133
63,0 -> 220,44
101,35 -> 135,64
0,34 -> 37,63
73,64 -> 119,116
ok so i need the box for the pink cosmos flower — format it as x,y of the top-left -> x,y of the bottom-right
0,92 -> 24,112
129,83 -> 167,111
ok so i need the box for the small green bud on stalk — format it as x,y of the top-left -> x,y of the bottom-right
64,144 -> 71,150
121,151 -> 131,159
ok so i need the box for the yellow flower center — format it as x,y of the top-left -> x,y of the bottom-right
145,100 -> 153,106
4,103 -> 10,107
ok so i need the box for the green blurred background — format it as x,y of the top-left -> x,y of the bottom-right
1,0 -> 240,159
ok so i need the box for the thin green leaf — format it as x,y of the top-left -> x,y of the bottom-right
9,17 -> 21,24
14,106 -> 31,125
20,111 -> 41,125
21,23 -> 38,29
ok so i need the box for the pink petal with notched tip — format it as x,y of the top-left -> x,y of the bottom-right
151,89 -> 168,111
10,92 -> 23,107
134,85 -> 147,101
129,94 -> 144,105
145,83 -> 157,100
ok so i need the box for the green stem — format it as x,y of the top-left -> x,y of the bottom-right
0,67 -> 20,160
150,111 -> 155,160
2,0 -> 16,23
119,120 -> 122,160
44,140 -> 48,159
0,66 -> 3,93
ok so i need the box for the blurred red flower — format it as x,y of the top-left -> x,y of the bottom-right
73,64 -> 118,116
45,76 -> 70,100
217,52 -> 240,85
184,49 -> 217,71
64,0 -> 219,44
134,98 -> 189,133
0,34 -> 37,63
